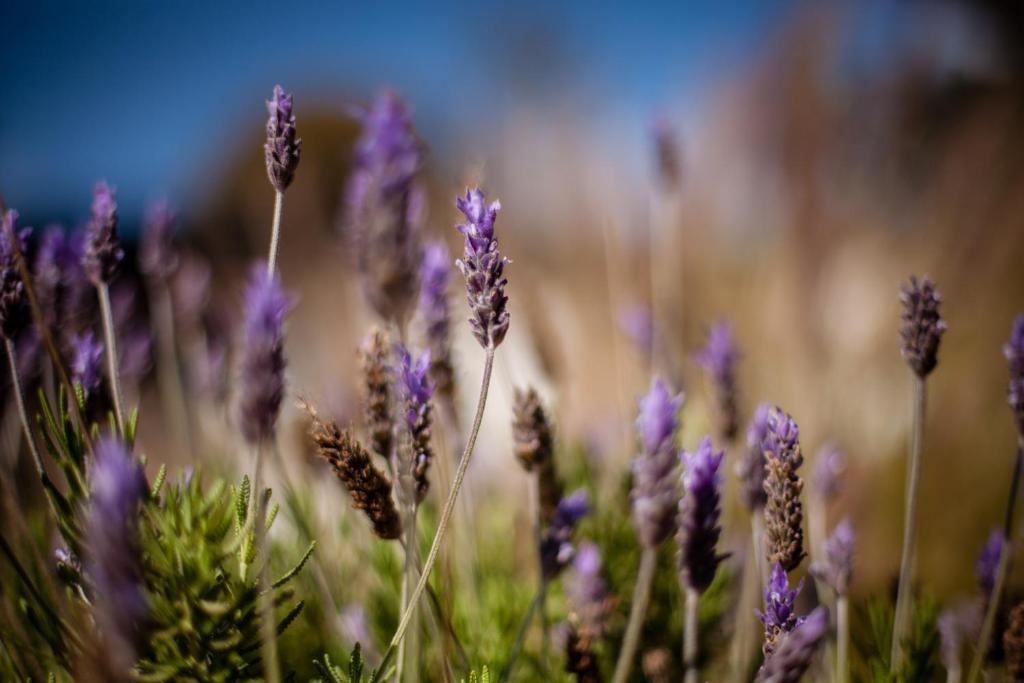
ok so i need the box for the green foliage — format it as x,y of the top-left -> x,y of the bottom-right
855,594 -> 940,683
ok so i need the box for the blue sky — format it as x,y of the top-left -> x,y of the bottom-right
1,1 -> 798,226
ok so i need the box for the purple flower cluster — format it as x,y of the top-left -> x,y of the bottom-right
71,331 -> 105,418
398,345 -> 434,502
758,563 -> 805,657
631,379 -> 682,548
1005,314 -> 1024,437
677,435 -> 727,593
810,518 -> 855,595
976,529 -> 1003,597
238,265 -> 290,444
737,403 -> 770,511
811,444 -> 844,501
899,275 -> 946,378
418,241 -> 455,398
0,210 -> 31,340
540,489 -> 590,580
265,85 -> 301,193
696,321 -> 741,441
139,200 -> 179,282
455,188 -> 510,350
86,438 -> 148,676
762,407 -> 806,571
82,182 -> 124,285
757,606 -> 829,683
34,227 -> 65,328
568,542 -> 613,639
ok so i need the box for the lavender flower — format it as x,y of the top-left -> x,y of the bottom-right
57,229 -> 97,340
265,85 -> 301,193
418,241 -> 455,401
348,90 -> 423,323
762,407 -> 806,572
810,518 -> 854,595
360,327 -> 394,460
677,435 -> 727,593
455,188 -> 510,350
34,226 -> 65,328
398,346 -> 434,503
139,200 -> 179,282
237,265 -> 290,444
737,403 -> 770,511
540,489 -> 590,580
85,437 -> 147,677
71,331 -> 105,418
568,542 -> 614,639
758,606 -> 829,683
758,562 -> 805,657
618,303 -> 653,356
631,378 -> 683,548
696,322 -> 741,441
512,386 -> 562,524
1005,314 -> 1024,437
976,529 -> 1003,597
811,444 -> 844,501
82,182 -> 124,285
0,210 -> 30,340
899,276 -> 946,378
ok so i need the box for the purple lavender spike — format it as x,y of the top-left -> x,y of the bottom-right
71,331 -> 105,418
34,226 -> 65,328
631,378 -> 682,548
265,85 -> 301,192
139,200 -> 179,282
811,444 -> 844,501
737,403 -> 770,511
758,606 -> 829,683
1006,315 -> 1024,437
810,518 -> 855,595
899,276 -> 946,378
237,264 -> 290,443
418,240 -> 455,399
757,563 -> 805,657
696,321 -> 741,441
455,188 -> 510,349
82,182 -> 124,285
540,489 -> 590,580
976,529 -> 1003,597
568,542 -> 613,639
0,211 -> 31,340
397,345 -> 435,502
677,435 -> 727,593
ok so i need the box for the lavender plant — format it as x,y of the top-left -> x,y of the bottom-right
265,85 -> 301,274
696,322 -> 741,443
762,407 -> 806,573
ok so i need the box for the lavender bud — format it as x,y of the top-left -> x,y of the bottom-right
360,327 -> 394,459
418,241 -> 455,402
810,518 -> 855,595
139,200 -> 179,282
348,91 -> 423,323
899,275 -> 946,378
696,321 -> 741,442
1005,314 -> 1024,437
758,606 -> 829,683
758,562 -> 805,658
540,489 -> 590,581
811,444 -> 844,501
976,529 -> 1003,597
737,403 -> 770,511
1005,602 -> 1024,681
237,265 -> 290,444
455,188 -> 510,350
34,226 -> 65,328
677,435 -> 727,593
83,182 -> 124,285
631,378 -> 683,548
0,211 -> 31,340
762,407 -> 806,572
71,331 -> 105,419
512,386 -> 562,525
568,542 -> 614,640
265,85 -> 301,193
398,345 -> 434,503
85,437 -> 147,677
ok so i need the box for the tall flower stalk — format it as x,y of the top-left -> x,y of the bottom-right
891,275 -> 946,671
612,378 -> 682,683
378,187 -> 509,675
967,314 -> 1024,683
264,85 -> 301,276
811,519 -> 855,683
82,183 -> 127,435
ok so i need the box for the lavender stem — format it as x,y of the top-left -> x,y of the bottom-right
838,594 -> 850,683
612,546 -> 658,683
267,190 -> 284,276
379,348 -> 496,674
97,281 -> 126,435
684,586 -> 699,683
752,514 -> 768,587
501,584 -> 545,682
4,339 -> 44,477
966,438 -> 1024,683
891,375 -> 926,670
150,281 -> 193,453
251,439 -> 280,683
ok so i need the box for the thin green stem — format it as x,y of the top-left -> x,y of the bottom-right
837,594 -> 850,683
251,439 -> 280,683
377,348 -> 495,677
5,339 -> 44,477
612,547 -> 659,683
966,440 -> 1024,683
891,375 -> 926,671
149,280 -> 193,454
684,587 -> 699,683
97,282 -> 126,436
267,190 -> 284,276
501,586 -> 545,683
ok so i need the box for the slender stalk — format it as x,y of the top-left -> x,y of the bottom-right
501,587 -> 545,682
5,339 -> 44,477
752,514 -> 768,587
149,281 -> 193,453
377,348 -> 496,676
96,282 -> 126,436
684,587 -> 699,683
267,191 -> 284,276
837,594 -> 849,683
966,439 -> 1024,683
891,375 -> 926,671
612,547 -> 659,683
948,664 -> 962,683
250,440 -> 280,683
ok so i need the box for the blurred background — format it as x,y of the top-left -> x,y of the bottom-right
3,0 -> 1024,615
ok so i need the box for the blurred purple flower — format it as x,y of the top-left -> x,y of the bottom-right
1005,314 -> 1024,437
0,210 -> 31,340
696,321 -> 741,441
172,252 -> 212,333
82,182 -> 124,285
758,606 -> 829,683
811,444 -> 844,501
418,240 -> 455,399
899,275 -> 946,378
568,541 -> 613,639
631,378 -> 682,548
976,529 -> 1003,597
398,344 -> 435,502
677,435 -> 727,593
265,85 -> 301,192
34,226 -> 65,328
139,200 -> 179,282
737,403 -> 770,511
455,187 -> 510,349
71,331 -> 104,417
810,518 -> 855,596
618,303 -> 653,355
540,489 -> 590,580
238,265 -> 290,443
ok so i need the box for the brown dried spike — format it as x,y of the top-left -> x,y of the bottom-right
512,387 -> 554,471
360,326 -> 393,460
564,621 -> 604,683
308,407 -> 402,540
1006,602 -> 1024,681
763,444 -> 806,572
